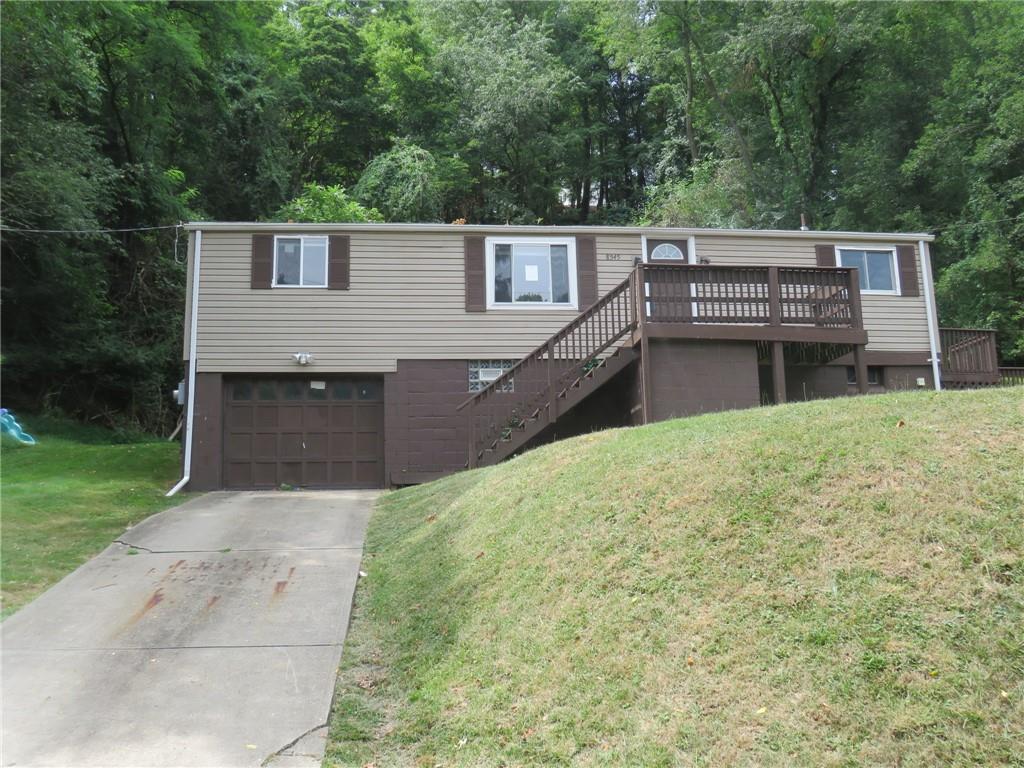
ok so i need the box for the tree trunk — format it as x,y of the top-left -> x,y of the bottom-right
581,98 -> 592,222
682,17 -> 700,164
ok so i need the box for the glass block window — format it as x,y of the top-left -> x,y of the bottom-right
468,360 -> 515,392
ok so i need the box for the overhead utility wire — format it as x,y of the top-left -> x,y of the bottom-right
0,223 -> 184,234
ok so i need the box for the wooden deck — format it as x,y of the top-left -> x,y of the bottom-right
459,263 -> 868,467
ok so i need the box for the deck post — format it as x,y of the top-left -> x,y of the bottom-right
771,341 -> 787,404
467,410 -> 477,469
547,338 -> 557,422
635,266 -> 653,424
853,344 -> 869,394
767,266 -> 781,326
639,333 -> 653,425
848,268 -> 864,330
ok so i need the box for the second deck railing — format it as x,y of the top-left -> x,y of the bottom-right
641,264 -> 863,329
940,327 -> 1000,381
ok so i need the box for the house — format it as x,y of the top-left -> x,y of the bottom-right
170,223 -> 998,493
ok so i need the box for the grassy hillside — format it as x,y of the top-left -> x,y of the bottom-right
1,415 -> 182,615
327,388 -> 1024,767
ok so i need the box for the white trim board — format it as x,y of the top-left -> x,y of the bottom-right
186,222 -> 935,242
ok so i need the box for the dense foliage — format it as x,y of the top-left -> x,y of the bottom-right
2,1 -> 1021,430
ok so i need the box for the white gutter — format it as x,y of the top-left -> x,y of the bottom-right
184,221 -> 936,241
919,238 -> 943,391
166,229 -> 202,496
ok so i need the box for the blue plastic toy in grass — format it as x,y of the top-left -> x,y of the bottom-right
0,409 -> 36,445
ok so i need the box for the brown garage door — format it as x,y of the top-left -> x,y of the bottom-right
223,377 -> 384,489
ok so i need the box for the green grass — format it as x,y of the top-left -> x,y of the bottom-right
326,388 -> 1024,767
1,414 -> 183,615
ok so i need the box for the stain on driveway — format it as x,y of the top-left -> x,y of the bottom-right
1,490 -> 378,768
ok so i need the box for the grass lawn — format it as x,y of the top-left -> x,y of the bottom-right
1,414 -> 183,616
326,388 -> 1024,767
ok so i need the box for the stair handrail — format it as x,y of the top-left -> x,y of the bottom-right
460,270 -> 639,468
455,271 -> 638,412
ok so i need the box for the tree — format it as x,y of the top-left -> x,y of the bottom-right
354,141 -> 458,222
643,158 -> 750,228
902,7 -> 1024,361
275,183 -> 383,223
274,0 -> 384,186
429,4 -> 572,221
4,0 -> 1023,433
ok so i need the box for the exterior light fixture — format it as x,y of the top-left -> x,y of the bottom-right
292,352 -> 314,366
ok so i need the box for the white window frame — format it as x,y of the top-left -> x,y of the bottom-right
640,235 -> 698,318
485,237 -> 578,310
272,234 -> 329,288
835,245 -> 901,296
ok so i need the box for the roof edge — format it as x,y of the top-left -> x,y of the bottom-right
184,221 -> 935,241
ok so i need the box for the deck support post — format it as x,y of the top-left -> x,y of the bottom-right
771,341 -> 787,404
639,332 -> 653,424
853,344 -> 869,395
467,410 -> 477,469
547,338 -> 557,423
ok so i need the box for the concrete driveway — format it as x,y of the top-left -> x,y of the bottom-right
1,490 -> 378,768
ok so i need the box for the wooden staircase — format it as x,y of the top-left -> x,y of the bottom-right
457,273 -> 640,468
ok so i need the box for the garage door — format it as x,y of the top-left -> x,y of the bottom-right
223,377 -> 384,489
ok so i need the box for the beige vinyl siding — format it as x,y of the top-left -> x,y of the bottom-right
193,231 -> 638,373
694,235 -> 931,353
189,228 -> 931,373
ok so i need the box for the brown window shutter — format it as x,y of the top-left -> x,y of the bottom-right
814,244 -> 836,267
328,234 -> 350,290
464,236 -> 485,312
896,244 -> 919,296
576,235 -> 598,308
251,234 -> 273,289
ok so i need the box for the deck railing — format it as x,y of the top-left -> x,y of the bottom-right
640,264 -> 862,329
999,367 -> 1024,387
939,328 -> 999,382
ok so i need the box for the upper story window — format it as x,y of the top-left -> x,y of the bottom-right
486,237 -> 577,309
836,247 -> 899,294
274,235 -> 328,287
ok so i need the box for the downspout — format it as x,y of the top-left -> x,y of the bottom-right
166,229 -> 202,496
919,238 -> 942,391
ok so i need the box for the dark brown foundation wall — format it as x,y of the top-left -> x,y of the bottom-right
183,351 -> 935,491
387,358 -> 643,484
187,371 -> 223,491
648,340 -> 762,421
385,360 -> 469,485
781,363 -> 934,402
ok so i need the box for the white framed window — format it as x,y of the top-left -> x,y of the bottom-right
485,237 -> 577,310
836,246 -> 900,295
273,235 -> 329,287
